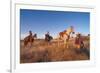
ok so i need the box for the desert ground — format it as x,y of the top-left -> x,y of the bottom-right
20,36 -> 90,63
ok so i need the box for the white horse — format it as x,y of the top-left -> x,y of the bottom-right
58,26 -> 75,48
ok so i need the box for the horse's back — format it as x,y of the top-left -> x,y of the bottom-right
23,36 -> 34,46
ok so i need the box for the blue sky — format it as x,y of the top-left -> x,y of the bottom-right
20,9 -> 90,39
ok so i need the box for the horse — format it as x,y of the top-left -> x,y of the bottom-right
23,32 -> 37,48
75,33 -> 85,50
45,32 -> 53,45
58,26 -> 75,48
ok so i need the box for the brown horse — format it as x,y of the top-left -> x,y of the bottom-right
23,31 -> 37,48
75,33 -> 84,50
45,32 -> 53,42
59,30 -> 69,40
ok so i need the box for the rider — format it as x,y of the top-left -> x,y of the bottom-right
45,31 -> 52,42
29,30 -> 32,36
28,30 -> 33,42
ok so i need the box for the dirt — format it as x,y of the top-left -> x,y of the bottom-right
20,38 -> 90,63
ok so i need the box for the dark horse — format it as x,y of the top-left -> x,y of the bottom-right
45,32 -> 53,43
23,31 -> 37,47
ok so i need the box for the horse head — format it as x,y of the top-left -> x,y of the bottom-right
33,33 -> 37,39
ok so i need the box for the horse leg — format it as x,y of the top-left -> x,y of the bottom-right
66,41 -> 69,48
64,40 -> 66,48
29,41 -> 33,48
24,41 -> 27,49
64,40 -> 69,49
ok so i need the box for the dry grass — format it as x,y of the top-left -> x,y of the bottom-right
20,38 -> 90,63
